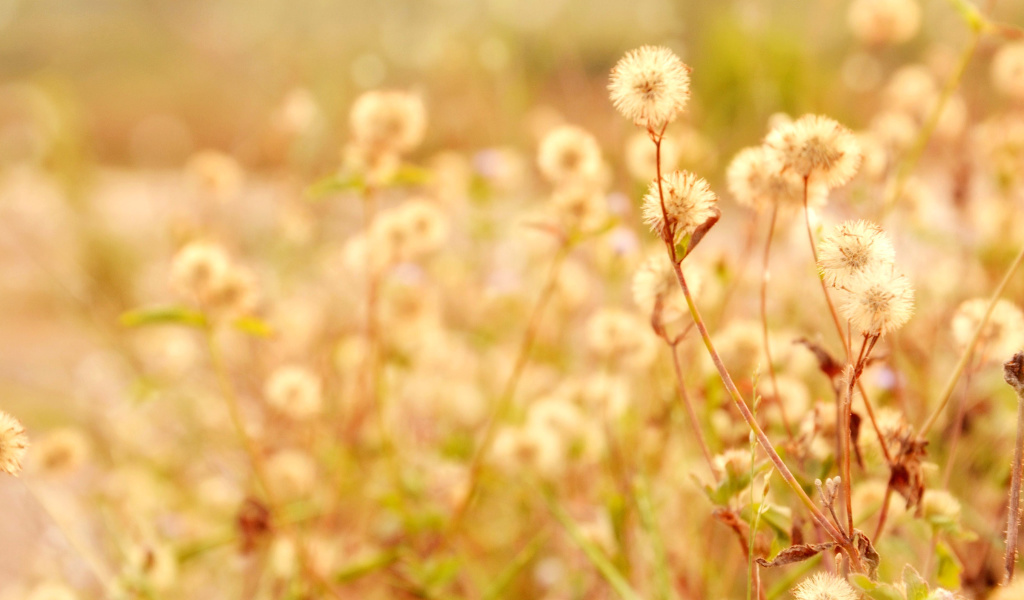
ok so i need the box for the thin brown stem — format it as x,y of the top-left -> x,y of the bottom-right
205,328 -> 272,499
842,335 -> 879,537
670,258 -> 863,570
760,204 -> 794,439
856,378 -> 893,466
670,341 -> 720,479
649,137 -> 861,568
874,485 -> 894,542
942,356 -> 978,488
1004,352 -> 1024,584
801,178 -> 851,363
206,328 -> 341,598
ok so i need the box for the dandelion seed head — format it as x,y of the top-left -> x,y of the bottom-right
992,42 -> 1024,101
205,264 -> 259,318
609,45 -> 691,130
32,428 -> 90,475
369,200 -> 449,265
870,111 -> 918,154
792,572 -> 859,600
170,241 -> 231,303
266,449 -> 317,499
550,185 -> 608,234
0,410 -> 28,476
265,365 -> 323,420
951,298 -> 1024,359
491,424 -> 565,478
641,170 -> 718,244
586,308 -> 658,369
713,449 -> 752,479
765,114 -> 862,188
537,125 -> 603,186
818,220 -> 896,288
349,90 -> 426,155
884,65 -> 937,115
923,489 -> 961,522
847,0 -> 921,46
186,150 -> 244,203
838,267 -> 915,336
726,145 -> 826,211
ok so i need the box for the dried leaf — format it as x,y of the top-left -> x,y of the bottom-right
854,529 -> 881,579
236,497 -> 272,554
755,542 -> 836,568
795,337 -> 844,381
682,207 -> 720,259
790,518 -> 805,546
851,411 -> 864,469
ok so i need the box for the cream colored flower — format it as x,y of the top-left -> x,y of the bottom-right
792,572 -> 858,600
838,266 -> 914,336
951,298 -> 1024,360
609,46 -> 691,130
726,145 -> 826,210
848,0 -> 921,46
817,220 -> 896,288
992,42 -> 1024,101
349,90 -> 426,155
641,170 -> 718,244
265,365 -> 323,420
765,114 -> 862,188
537,125 -> 603,186
0,410 -> 28,476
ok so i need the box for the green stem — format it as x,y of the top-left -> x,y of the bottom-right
448,240 -> 572,533
881,25 -> 980,218
920,243 -> 1024,436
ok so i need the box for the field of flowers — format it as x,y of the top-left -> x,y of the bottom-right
2,0 -> 1024,598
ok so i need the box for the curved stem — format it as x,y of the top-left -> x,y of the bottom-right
842,335 -> 879,537
670,258 -> 863,571
448,240 -> 572,532
881,28 -> 981,219
23,480 -> 114,591
920,243 -> 1024,436
1007,394 -> 1024,584
801,179 -> 850,362
670,341 -> 719,479
942,356 -> 978,488
205,328 -> 272,499
873,484 -> 894,542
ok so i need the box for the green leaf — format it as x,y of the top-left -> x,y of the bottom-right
547,495 -> 643,600
335,551 -> 397,583
482,533 -> 548,600
306,172 -> 365,199
849,574 -> 906,600
902,564 -> 929,600
935,541 -> 962,590
702,460 -> 770,505
388,164 -> 432,186
232,316 -> 274,337
119,305 -> 207,329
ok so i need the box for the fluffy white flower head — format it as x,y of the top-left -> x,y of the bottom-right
765,114 -> 862,188
609,46 -> 691,130
641,170 -> 718,244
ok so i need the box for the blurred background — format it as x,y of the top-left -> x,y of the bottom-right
1,0 -> 1019,173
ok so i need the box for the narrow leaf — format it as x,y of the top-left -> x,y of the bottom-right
120,306 -> 207,329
